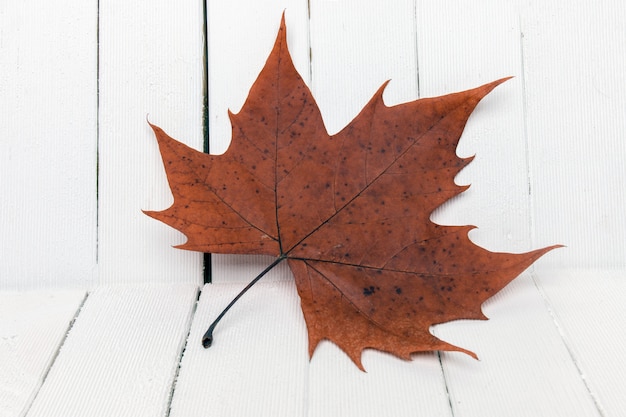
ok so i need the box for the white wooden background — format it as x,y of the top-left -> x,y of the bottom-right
1,1 -> 625,416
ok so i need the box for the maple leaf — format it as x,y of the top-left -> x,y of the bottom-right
145,15 -> 560,370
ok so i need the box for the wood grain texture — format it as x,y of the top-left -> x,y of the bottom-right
309,0 -> 418,133
521,0 -> 626,268
417,0 -> 534,255
169,279 -> 308,417
0,291 -> 85,417
534,268 -> 626,416
0,0 -> 98,290
25,285 -> 197,417
434,273 -> 601,416
307,345 -> 453,417
97,0 -> 204,284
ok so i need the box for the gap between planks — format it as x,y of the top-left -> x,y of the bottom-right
165,288 -> 201,417
529,270 -> 606,417
437,351 -> 456,417
21,292 -> 90,417
21,286 -> 202,417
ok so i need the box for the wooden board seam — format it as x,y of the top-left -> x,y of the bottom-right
165,287 -> 201,417
21,291 -> 89,417
529,270 -> 605,416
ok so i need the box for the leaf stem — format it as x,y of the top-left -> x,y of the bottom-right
202,254 -> 287,348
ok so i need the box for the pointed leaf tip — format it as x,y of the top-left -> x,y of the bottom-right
145,16 -> 561,371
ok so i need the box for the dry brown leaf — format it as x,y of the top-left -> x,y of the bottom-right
145,15 -> 560,370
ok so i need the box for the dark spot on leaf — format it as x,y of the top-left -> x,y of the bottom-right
146,40 -> 557,369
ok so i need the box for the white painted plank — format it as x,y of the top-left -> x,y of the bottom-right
97,0 -> 205,284
414,3 -> 601,415
168,273 -> 309,417
0,0 -> 97,289
416,0 -> 535,255
0,291 -> 85,417
307,345 -> 452,417
521,1 -> 626,268
534,268 -> 626,416
205,1 -> 310,283
206,1 -> 311,155
26,284 -> 197,417
309,0 -> 418,133
305,4 -> 454,417
433,273 -> 600,417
